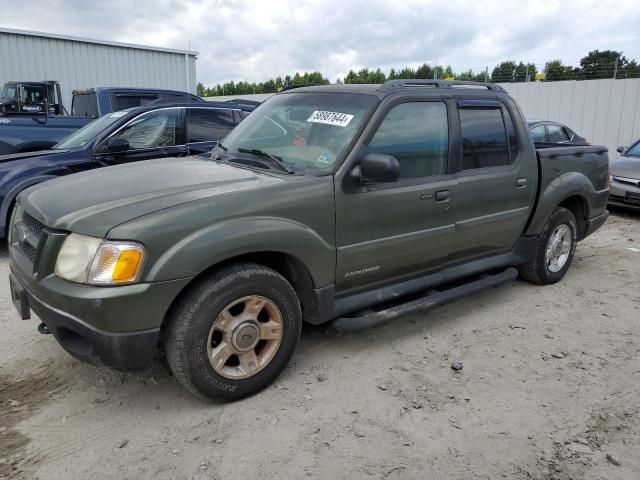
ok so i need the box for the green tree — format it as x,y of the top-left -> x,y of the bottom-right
513,62 -> 537,82
579,50 -> 626,79
621,60 -> 640,79
196,82 -> 205,96
491,61 -> 516,82
415,63 -> 433,79
543,60 -> 575,81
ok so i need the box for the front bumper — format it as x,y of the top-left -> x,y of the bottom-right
10,272 -> 160,368
608,179 -> 640,212
9,256 -> 191,369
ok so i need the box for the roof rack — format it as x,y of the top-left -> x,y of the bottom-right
379,79 -> 506,93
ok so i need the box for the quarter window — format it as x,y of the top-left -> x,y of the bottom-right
187,108 -> 236,142
368,102 -> 449,179
460,108 -> 510,169
111,109 -> 182,150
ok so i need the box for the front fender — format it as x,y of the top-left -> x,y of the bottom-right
0,175 -> 59,234
525,171 -> 607,235
139,216 -> 336,288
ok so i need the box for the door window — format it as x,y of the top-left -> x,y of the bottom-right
460,108 -> 510,169
187,108 -> 236,142
530,124 -> 546,142
368,102 -> 449,179
111,109 -> 182,150
547,124 -> 570,143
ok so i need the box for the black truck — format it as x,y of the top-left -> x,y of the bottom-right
0,80 -> 67,116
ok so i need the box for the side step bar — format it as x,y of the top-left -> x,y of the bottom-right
332,267 -> 518,332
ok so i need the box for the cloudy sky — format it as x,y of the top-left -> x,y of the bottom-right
4,0 -> 640,86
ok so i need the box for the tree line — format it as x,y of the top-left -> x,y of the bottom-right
198,50 -> 640,97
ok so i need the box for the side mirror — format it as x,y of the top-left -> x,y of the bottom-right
357,153 -> 400,183
616,146 -> 626,154
106,137 -> 130,153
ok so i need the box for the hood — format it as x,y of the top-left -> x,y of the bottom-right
21,156 -> 285,237
0,149 -> 68,163
612,155 -> 640,179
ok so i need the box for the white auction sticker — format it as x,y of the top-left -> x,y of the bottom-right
307,110 -> 354,127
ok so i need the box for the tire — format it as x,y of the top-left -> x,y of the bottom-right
166,262 -> 302,401
519,207 -> 577,285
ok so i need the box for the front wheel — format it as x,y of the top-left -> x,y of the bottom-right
166,263 -> 302,401
519,207 -> 578,285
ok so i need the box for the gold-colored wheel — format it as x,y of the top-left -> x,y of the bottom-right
206,295 -> 284,380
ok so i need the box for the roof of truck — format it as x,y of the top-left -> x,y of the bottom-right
281,80 -> 507,98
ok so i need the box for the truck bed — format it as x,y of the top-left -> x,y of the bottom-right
527,144 -> 610,238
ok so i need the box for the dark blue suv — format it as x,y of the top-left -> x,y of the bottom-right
0,101 -> 255,237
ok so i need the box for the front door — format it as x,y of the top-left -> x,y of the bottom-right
334,99 -> 457,292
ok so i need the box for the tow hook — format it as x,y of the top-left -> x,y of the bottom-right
37,323 -> 51,334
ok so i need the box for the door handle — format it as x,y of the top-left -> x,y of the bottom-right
434,190 -> 450,202
516,178 -> 527,188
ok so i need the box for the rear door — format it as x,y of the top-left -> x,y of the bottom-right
334,98 -> 457,292
186,107 -> 237,154
449,99 -> 537,261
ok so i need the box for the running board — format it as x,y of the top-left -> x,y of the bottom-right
332,267 -> 518,333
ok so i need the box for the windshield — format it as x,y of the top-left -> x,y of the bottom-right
54,111 -> 129,150
218,92 -> 377,173
1,84 -> 17,100
625,142 -> 640,158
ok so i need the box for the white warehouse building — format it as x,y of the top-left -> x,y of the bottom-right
0,27 -> 198,112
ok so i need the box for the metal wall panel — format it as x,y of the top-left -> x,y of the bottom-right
0,29 -> 197,112
499,79 -> 640,155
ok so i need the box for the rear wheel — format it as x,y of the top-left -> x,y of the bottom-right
166,263 -> 302,401
519,207 -> 577,285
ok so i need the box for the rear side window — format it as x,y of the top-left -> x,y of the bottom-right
547,124 -> 570,143
187,108 -> 236,142
72,93 -> 98,118
460,107 -> 509,169
368,102 -> 449,179
113,95 -> 159,111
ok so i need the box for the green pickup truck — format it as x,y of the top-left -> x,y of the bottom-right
8,80 -> 609,401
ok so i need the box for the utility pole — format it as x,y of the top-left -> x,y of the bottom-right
485,67 -> 488,82
525,64 -> 529,82
613,57 -> 619,79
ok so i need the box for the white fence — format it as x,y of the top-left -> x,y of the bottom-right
499,79 -> 640,155
206,79 -> 640,156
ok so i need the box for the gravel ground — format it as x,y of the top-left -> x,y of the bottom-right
1,211 -> 639,480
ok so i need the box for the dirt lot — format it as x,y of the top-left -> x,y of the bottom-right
1,211 -> 639,480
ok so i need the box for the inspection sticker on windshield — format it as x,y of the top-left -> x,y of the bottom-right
307,110 -> 354,127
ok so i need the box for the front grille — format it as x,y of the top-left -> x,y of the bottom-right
22,211 -> 45,241
20,242 -> 38,262
16,210 -> 47,263
613,176 -> 640,188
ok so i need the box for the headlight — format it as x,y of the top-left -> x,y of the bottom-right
55,233 -> 146,285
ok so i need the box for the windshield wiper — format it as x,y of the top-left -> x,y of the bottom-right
237,148 -> 294,174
